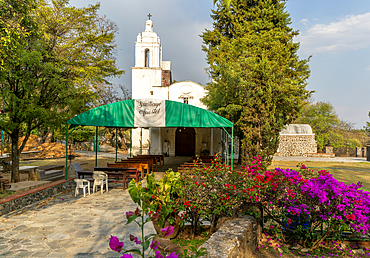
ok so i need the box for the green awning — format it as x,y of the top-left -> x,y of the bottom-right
67,99 -> 233,128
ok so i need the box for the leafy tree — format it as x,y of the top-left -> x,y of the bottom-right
201,0 -> 311,167
295,101 -> 362,150
213,0 -> 232,6
95,84 -> 131,107
95,84 -> 131,149
295,101 -> 338,149
0,0 -> 123,182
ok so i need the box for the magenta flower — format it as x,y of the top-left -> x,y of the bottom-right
160,226 -> 174,236
120,254 -> 133,258
165,252 -> 179,258
126,211 -> 135,220
150,240 -> 159,250
155,250 -> 164,258
129,234 -> 141,245
109,235 -> 124,252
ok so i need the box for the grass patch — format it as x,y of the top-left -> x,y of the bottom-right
172,226 -> 210,249
269,160 -> 370,190
172,237 -> 208,249
0,190 -> 14,199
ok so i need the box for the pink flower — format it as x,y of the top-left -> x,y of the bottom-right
155,250 -> 163,258
165,252 -> 179,258
150,240 -> 159,250
109,235 -> 124,252
126,211 -> 134,220
129,234 -> 141,245
120,255 -> 133,258
161,226 -> 174,237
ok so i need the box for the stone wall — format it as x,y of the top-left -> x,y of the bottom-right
323,146 -> 334,153
278,135 -> 317,157
200,216 -> 257,258
356,147 -> 367,157
0,179 -> 74,216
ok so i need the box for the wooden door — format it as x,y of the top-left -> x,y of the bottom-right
175,127 -> 195,156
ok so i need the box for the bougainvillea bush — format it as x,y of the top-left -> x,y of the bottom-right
240,156 -> 370,250
109,154 -> 370,255
178,155 -> 247,236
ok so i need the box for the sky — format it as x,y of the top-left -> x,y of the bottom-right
69,0 -> 370,129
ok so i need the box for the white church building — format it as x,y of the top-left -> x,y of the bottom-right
130,17 -> 229,157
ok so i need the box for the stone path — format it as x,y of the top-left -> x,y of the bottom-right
0,188 -> 155,257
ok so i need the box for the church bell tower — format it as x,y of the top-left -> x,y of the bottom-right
132,15 -> 169,99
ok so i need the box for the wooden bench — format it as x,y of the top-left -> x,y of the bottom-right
108,162 -> 147,179
124,157 -> 156,171
135,154 -> 164,166
94,167 -> 138,189
190,155 -> 215,163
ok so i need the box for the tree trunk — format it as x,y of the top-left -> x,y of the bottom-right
38,127 -> 46,144
10,130 -> 20,183
190,213 -> 199,239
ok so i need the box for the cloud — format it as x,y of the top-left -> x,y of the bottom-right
366,65 -> 370,71
300,18 -> 309,24
296,13 -> 370,55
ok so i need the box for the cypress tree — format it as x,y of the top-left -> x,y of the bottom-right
202,0 -> 312,167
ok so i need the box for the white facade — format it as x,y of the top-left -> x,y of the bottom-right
131,19 -> 222,156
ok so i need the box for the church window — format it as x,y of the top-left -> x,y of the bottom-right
183,97 -> 189,104
145,49 -> 150,67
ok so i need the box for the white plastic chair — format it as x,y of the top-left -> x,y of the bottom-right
74,179 -> 90,197
93,171 -> 108,193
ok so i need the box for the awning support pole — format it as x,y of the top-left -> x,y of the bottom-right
65,124 -> 69,180
231,127 -> 234,170
140,128 -> 142,155
129,129 -> 132,158
222,127 -> 234,170
148,128 -> 151,155
95,127 -> 98,167
115,128 -> 118,162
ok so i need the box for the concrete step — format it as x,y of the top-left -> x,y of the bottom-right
37,165 -> 65,171
40,169 -> 64,180
44,174 -> 65,182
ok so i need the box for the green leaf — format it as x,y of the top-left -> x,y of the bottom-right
126,215 -> 139,225
128,180 -> 140,204
141,240 -> 150,251
144,233 -> 156,241
124,248 -> 141,254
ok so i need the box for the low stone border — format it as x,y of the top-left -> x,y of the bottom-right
0,179 -> 75,216
200,215 -> 258,258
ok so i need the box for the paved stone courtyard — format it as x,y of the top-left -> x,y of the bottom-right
0,188 -> 155,257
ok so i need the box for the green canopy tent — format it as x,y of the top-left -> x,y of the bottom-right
65,99 -> 234,179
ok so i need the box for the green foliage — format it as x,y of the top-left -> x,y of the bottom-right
69,126 -> 95,142
295,101 -> 363,149
201,0 -> 311,167
0,0 -> 123,182
213,0 -> 231,6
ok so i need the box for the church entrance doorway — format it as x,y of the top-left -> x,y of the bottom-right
175,127 -> 195,156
